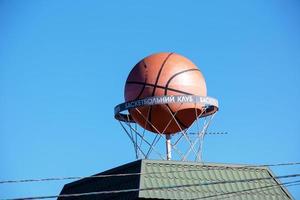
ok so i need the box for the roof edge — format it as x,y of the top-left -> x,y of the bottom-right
141,159 -> 269,170
62,159 -> 143,190
265,167 -> 295,200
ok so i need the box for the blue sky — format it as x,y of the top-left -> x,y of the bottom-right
1,0 -> 300,199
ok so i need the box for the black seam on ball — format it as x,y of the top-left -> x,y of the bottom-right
151,52 -> 174,96
164,68 -> 200,95
134,62 -> 148,100
126,81 -> 193,95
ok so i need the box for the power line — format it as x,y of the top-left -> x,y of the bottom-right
189,132 -> 228,135
256,161 -> 300,167
1,175 -> 299,200
1,161 -> 299,185
193,180 -> 300,199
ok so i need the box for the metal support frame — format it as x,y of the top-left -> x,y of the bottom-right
166,134 -> 172,160
115,95 -> 218,162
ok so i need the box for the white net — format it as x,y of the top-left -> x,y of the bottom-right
117,102 -> 216,162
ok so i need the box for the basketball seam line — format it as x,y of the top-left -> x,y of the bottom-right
164,68 -> 200,95
135,78 -> 147,101
151,52 -> 174,96
134,61 -> 148,100
126,81 -> 193,95
142,60 -> 155,132
162,68 -> 201,129
149,52 -> 173,133
164,68 -> 200,128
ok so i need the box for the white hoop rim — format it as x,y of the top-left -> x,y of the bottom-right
114,95 -> 218,123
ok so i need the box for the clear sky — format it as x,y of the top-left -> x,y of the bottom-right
1,0 -> 300,199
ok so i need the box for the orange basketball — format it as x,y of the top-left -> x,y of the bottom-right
124,52 -> 207,134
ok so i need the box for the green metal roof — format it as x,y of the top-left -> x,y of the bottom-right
138,160 -> 293,200
59,159 -> 293,200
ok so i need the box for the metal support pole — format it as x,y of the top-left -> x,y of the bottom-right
166,134 -> 172,160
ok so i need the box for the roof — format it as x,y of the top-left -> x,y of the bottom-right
59,159 -> 294,200
138,160 -> 293,200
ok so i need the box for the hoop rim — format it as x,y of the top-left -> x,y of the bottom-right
114,95 -> 218,123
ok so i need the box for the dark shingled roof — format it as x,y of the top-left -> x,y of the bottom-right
58,159 -> 294,200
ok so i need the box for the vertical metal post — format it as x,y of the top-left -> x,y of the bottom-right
166,134 -> 172,160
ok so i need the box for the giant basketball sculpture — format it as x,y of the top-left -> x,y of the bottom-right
125,52 -> 216,134
115,52 -> 218,161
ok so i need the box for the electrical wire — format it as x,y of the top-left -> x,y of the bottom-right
0,162 -> 299,184
256,161 -> 300,167
1,175 -> 299,200
193,179 -> 300,199
0,162 -> 300,184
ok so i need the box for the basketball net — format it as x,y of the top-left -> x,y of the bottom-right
115,95 -> 218,162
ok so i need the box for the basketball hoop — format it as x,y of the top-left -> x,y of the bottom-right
114,95 -> 218,162
115,52 -> 219,162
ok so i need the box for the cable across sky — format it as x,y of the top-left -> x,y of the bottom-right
1,176 -> 299,200
0,162 -> 299,185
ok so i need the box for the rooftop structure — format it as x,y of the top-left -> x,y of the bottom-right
58,159 -> 293,200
